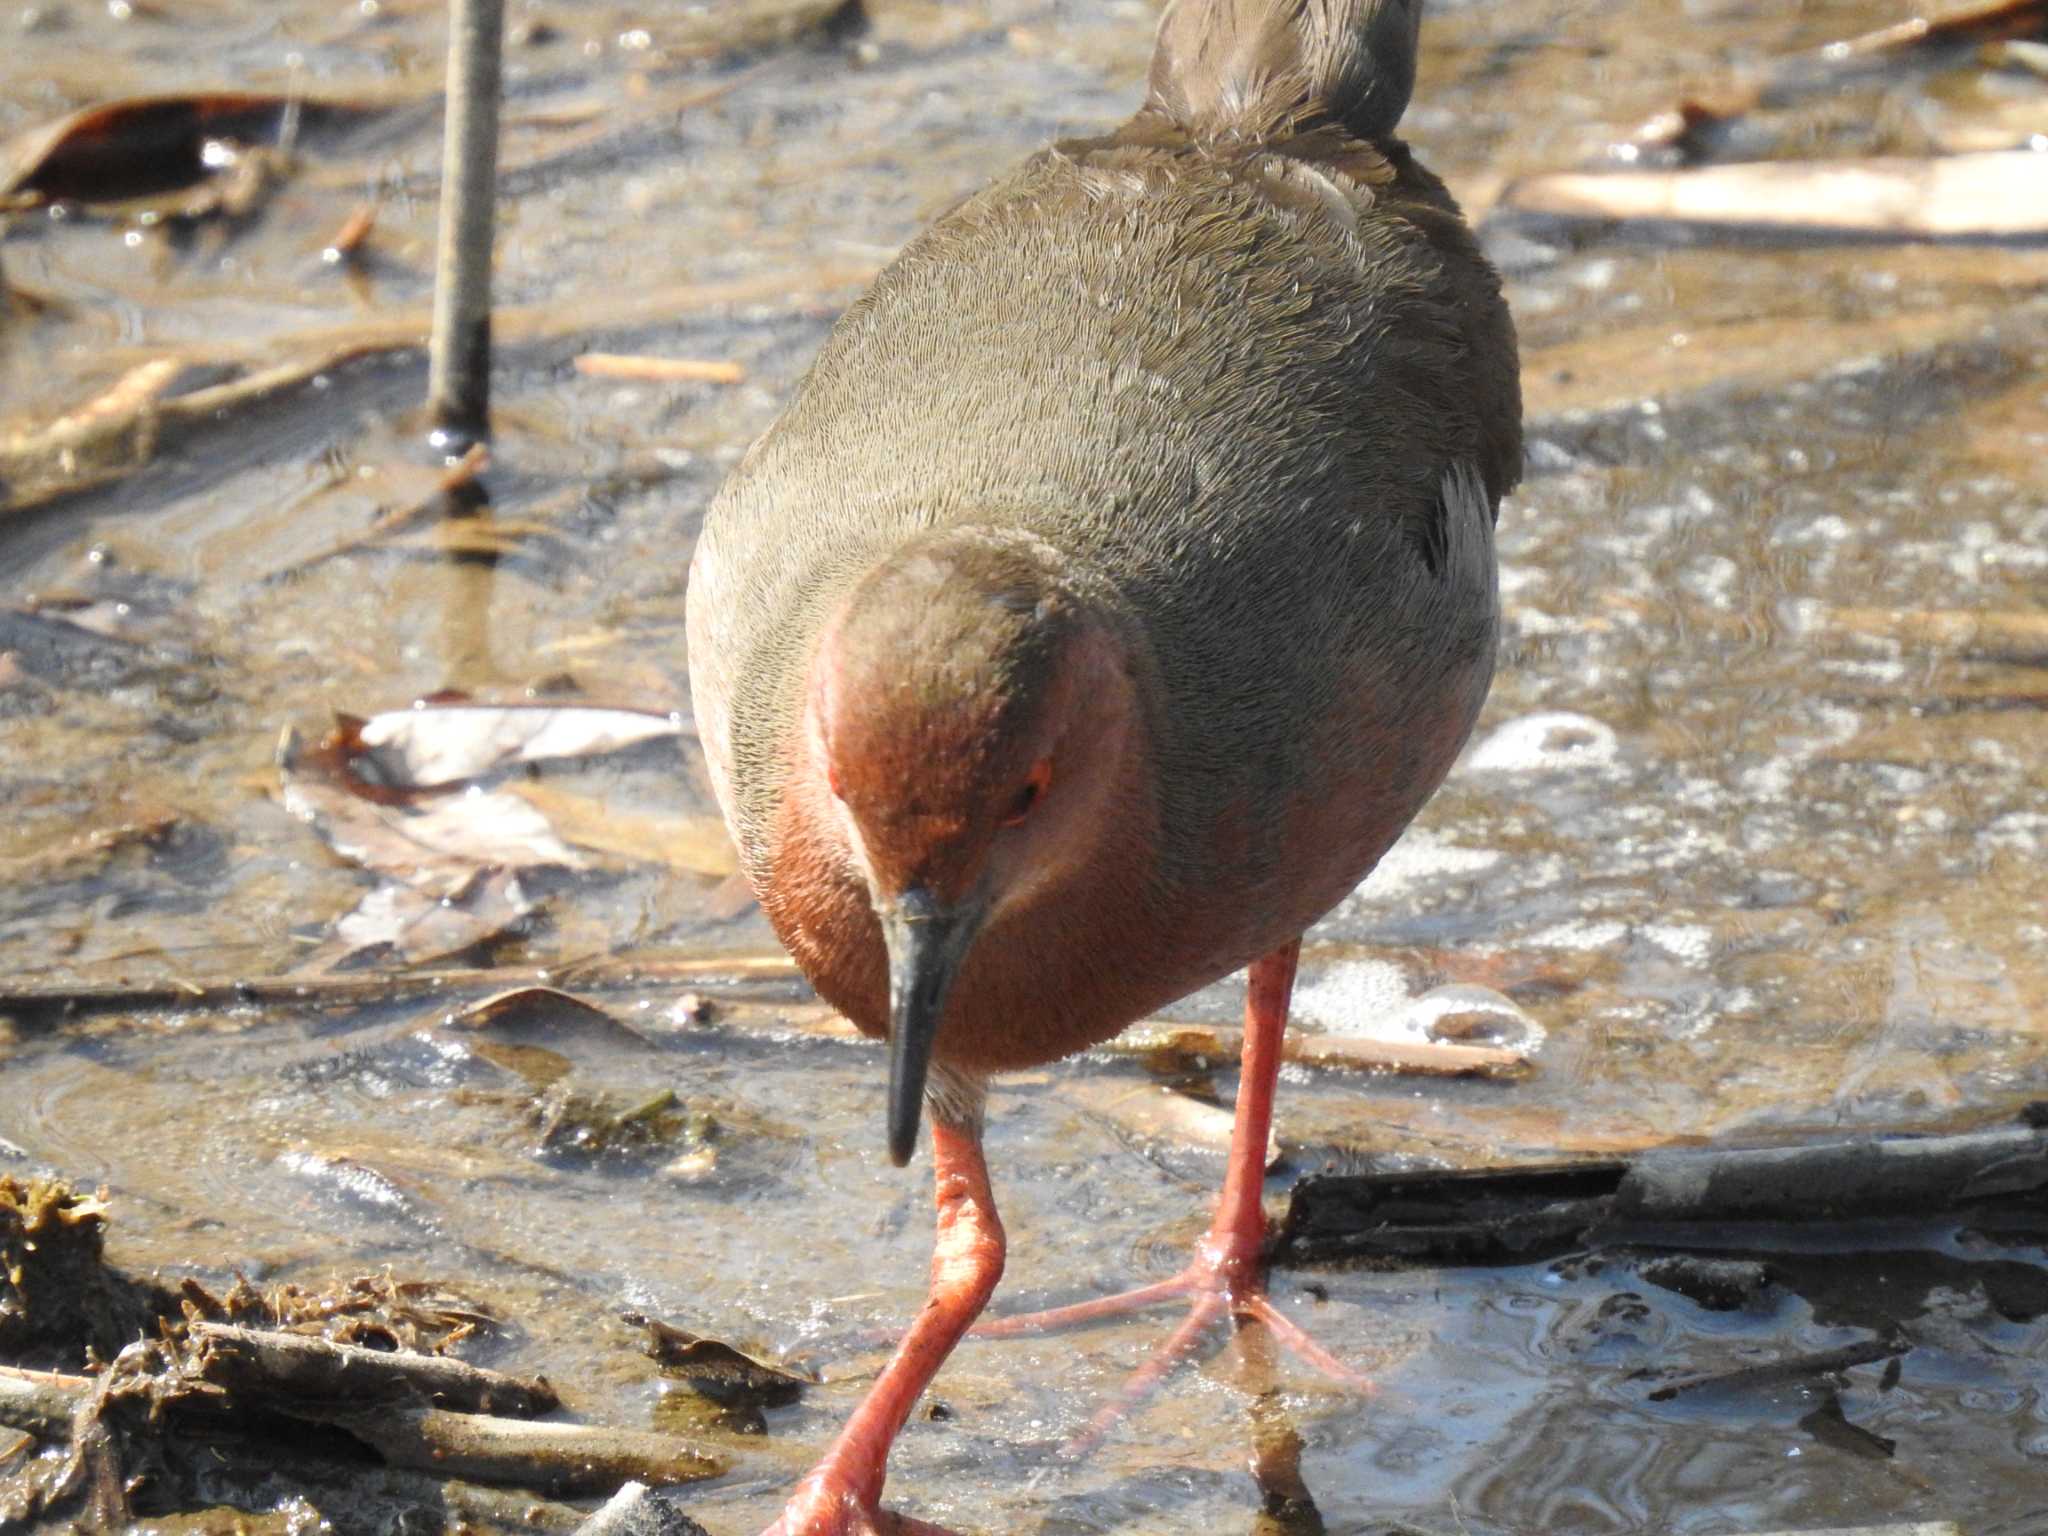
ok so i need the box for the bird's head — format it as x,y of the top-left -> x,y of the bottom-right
801,531 -> 1139,1165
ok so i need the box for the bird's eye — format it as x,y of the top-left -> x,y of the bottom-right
1002,758 -> 1053,827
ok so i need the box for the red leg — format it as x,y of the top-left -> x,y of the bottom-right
765,1118 -> 1005,1536
975,940 -> 1370,1457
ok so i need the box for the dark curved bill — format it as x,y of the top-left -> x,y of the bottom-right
882,887 -> 984,1167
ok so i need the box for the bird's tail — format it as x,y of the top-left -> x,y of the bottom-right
1146,0 -> 1424,143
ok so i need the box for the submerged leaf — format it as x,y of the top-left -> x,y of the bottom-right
318,870 -> 537,970
628,1312 -> 816,1408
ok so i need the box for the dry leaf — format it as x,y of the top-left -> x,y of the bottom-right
279,726 -> 591,888
2,93 -> 380,206
629,1312 -> 816,1407
357,703 -> 681,788
444,985 -> 655,1046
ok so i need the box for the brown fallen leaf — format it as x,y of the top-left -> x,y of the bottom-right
1501,150 -> 2048,240
1,92 -> 381,206
356,703 -> 681,787
574,353 -> 747,384
629,1312 -> 817,1408
444,985 -> 657,1047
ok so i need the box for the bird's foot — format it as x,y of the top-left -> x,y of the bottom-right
761,1464 -> 960,1536
974,1223 -> 1370,1459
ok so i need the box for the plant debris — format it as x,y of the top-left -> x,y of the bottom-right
0,92 -> 382,207
0,1189 -> 726,1527
178,1271 -> 502,1357
573,354 -> 747,384
0,1179 -> 164,1362
630,1313 -> 815,1412
1277,1115 -> 2048,1267
1500,150 -> 2048,241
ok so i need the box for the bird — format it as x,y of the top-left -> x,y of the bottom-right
685,0 -> 1520,1530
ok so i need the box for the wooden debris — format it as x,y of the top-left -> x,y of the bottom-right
574,353 -> 746,385
1501,151 -> 2048,241
2,261 -> 877,517
319,1403 -> 726,1492
0,953 -> 802,1025
1110,1019 -> 1530,1078
1815,0 -> 2048,62
322,201 -> 380,266
0,1348 -> 725,1499
186,1321 -> 557,1415
1278,1118 -> 2048,1267
1646,1331 -> 1910,1401
1805,604 -> 2048,660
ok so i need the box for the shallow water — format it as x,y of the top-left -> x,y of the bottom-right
2,0 -> 2046,1531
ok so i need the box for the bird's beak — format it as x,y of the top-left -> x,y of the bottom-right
881,886 -> 984,1167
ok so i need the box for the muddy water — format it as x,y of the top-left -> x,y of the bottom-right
2,0 -> 2046,1531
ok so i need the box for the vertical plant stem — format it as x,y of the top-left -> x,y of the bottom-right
427,0 -> 507,443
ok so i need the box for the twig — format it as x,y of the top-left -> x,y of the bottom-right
427,0 -> 507,441
1807,605 -> 2048,661
574,354 -> 746,384
325,1404 -> 726,1491
322,202 -> 380,267
1113,1019 -> 1529,1079
1646,1332 -> 1909,1401
2,262 -> 878,518
0,1354 -> 724,1499
0,957 -> 1527,1078
187,1321 -> 557,1416
1500,151 -> 2048,242
273,441 -> 489,579
0,954 -> 802,1022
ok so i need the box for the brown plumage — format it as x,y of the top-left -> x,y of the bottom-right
685,2 -> 1519,1529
